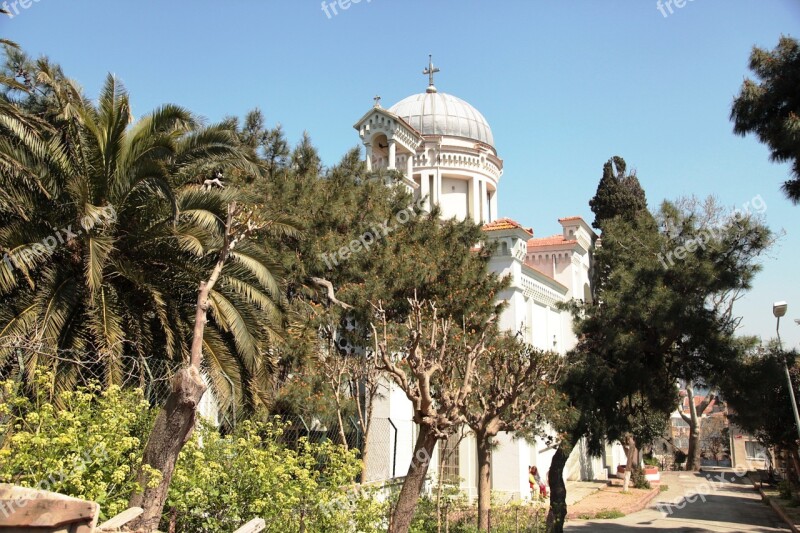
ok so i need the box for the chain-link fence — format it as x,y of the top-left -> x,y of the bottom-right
273,414 -> 399,482
0,337 -> 181,406
362,417 -> 397,482
408,498 -> 549,533
1,337 -> 415,487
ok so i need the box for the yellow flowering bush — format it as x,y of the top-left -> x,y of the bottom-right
0,373 -> 154,519
166,419 -> 387,532
0,374 -> 387,531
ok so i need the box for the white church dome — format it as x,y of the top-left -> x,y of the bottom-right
388,91 -> 495,147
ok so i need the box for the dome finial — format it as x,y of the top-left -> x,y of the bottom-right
423,54 -> 440,93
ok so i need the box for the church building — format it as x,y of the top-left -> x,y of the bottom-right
353,58 -> 617,500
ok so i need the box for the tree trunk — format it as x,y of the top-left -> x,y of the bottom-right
684,384 -> 703,471
686,427 -> 701,471
622,435 -> 640,492
436,439 -> 448,533
789,444 -> 800,484
129,250 -> 226,531
128,366 -> 207,531
360,433 -> 370,484
546,446 -> 568,533
335,404 -> 348,449
389,425 -> 438,533
476,433 -> 492,531
357,381 -> 374,483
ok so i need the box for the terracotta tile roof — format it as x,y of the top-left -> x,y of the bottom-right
527,235 -> 577,249
482,218 -> 533,236
558,216 -> 584,222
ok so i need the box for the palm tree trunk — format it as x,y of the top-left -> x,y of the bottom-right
476,432 -> 492,531
389,424 -> 438,533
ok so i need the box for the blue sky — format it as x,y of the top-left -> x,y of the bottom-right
3,0 -> 800,348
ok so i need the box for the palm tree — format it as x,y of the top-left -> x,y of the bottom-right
0,58 -> 285,419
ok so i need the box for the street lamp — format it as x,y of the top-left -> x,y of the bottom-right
774,301 -> 800,442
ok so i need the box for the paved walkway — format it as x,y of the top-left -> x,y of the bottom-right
565,469 -> 790,532
565,480 -> 608,505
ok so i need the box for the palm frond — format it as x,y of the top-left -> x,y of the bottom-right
85,235 -> 115,293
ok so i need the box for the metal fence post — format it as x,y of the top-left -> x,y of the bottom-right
388,417 -> 398,478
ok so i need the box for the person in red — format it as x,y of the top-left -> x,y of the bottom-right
529,465 -> 547,499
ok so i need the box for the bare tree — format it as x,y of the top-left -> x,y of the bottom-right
371,296 -> 493,533
317,319 -> 383,482
464,333 -> 563,531
700,415 -> 729,464
318,322 -> 353,448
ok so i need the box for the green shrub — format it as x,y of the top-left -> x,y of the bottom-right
0,374 -> 388,532
0,374 -> 154,519
165,419 -> 386,532
643,456 -> 659,467
410,500 -> 546,533
631,468 -> 651,490
594,509 -> 624,519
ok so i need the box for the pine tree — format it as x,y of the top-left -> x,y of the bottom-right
731,36 -> 800,203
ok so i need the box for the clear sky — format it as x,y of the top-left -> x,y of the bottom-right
3,0 -> 799,348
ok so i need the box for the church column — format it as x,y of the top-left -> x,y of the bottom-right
432,173 -> 440,206
490,188 -> 498,223
364,143 -> 373,172
387,140 -> 396,170
470,176 -> 480,224
420,168 -> 430,210
406,152 -> 414,180
480,180 -> 488,223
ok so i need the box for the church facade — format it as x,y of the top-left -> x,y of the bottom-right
353,60 -> 620,500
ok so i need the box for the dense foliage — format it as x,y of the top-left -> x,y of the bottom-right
720,342 -> 800,450
0,373 -> 155,520
0,48 -> 283,418
571,163 -> 771,454
731,36 -> 800,203
166,420 -> 385,532
588,156 -> 648,230
0,372 -> 386,531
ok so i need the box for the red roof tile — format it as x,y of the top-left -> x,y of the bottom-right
482,218 -> 533,236
527,235 -> 577,248
558,216 -> 584,222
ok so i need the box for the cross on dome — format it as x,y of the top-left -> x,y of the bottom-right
423,54 -> 440,93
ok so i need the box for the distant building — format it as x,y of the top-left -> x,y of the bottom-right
659,388 -> 731,468
729,424 -> 769,472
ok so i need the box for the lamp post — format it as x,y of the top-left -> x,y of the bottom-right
774,301 -> 800,442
